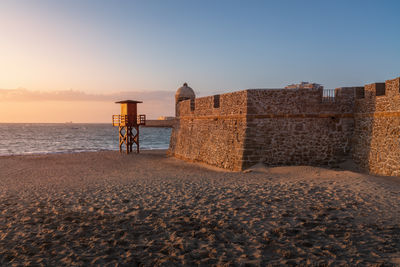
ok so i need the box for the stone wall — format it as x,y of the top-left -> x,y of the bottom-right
169,87 -> 356,171
353,78 -> 400,176
243,88 -> 356,169
169,76 -> 400,175
168,91 -> 248,171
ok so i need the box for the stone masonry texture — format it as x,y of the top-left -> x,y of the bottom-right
169,76 -> 400,176
353,77 -> 400,176
168,91 -> 247,171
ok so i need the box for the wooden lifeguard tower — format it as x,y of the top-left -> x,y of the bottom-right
112,100 -> 146,154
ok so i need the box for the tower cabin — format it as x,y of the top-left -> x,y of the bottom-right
112,100 -> 146,154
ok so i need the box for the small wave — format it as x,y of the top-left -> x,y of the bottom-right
0,124 -> 171,156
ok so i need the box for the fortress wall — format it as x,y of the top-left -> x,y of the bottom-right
168,91 -> 248,171
353,78 -> 400,176
242,88 -> 356,169
170,77 -> 400,175
170,88 -> 356,171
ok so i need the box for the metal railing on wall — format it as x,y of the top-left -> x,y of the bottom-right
322,89 -> 336,102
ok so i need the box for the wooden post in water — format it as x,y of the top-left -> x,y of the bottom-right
112,100 -> 146,154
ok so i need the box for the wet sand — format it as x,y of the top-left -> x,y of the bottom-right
0,150 -> 399,266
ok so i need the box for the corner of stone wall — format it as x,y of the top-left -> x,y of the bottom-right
167,119 -> 178,156
385,77 -> 400,97
364,82 -> 386,99
240,89 -> 254,171
352,76 -> 400,176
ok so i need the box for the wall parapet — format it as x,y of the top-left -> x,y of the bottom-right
177,90 -> 247,118
246,87 -> 355,116
178,87 -> 357,118
355,78 -> 400,114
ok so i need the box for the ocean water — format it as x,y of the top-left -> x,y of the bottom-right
0,123 -> 172,156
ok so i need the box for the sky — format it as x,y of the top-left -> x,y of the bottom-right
0,0 -> 399,122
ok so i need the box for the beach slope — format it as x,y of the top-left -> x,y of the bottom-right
0,151 -> 399,265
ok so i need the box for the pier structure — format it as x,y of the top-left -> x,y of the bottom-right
112,100 -> 146,154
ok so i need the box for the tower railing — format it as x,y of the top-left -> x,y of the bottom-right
112,115 -> 146,126
138,114 -> 146,125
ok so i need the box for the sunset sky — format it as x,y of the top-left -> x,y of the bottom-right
1,0 -> 399,122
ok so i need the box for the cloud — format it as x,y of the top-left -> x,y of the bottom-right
0,88 -> 177,121
0,88 -> 175,103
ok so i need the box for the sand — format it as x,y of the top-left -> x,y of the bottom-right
0,150 -> 399,266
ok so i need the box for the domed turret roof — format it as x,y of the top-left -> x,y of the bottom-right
175,83 -> 195,100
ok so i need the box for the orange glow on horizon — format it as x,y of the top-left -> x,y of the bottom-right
0,101 -> 174,123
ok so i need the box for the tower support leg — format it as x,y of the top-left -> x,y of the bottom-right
117,125 -> 140,154
128,126 -> 133,153
125,126 -> 129,154
136,125 -> 140,153
118,126 -> 124,153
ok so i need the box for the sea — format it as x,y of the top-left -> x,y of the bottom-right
0,123 -> 172,156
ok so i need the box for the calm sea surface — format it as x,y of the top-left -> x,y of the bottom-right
0,124 -> 172,156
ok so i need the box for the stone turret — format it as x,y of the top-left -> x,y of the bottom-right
175,83 -> 195,117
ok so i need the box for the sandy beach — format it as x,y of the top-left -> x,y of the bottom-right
0,150 -> 399,266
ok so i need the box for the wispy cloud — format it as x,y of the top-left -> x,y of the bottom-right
0,88 -> 176,121
0,88 -> 175,102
